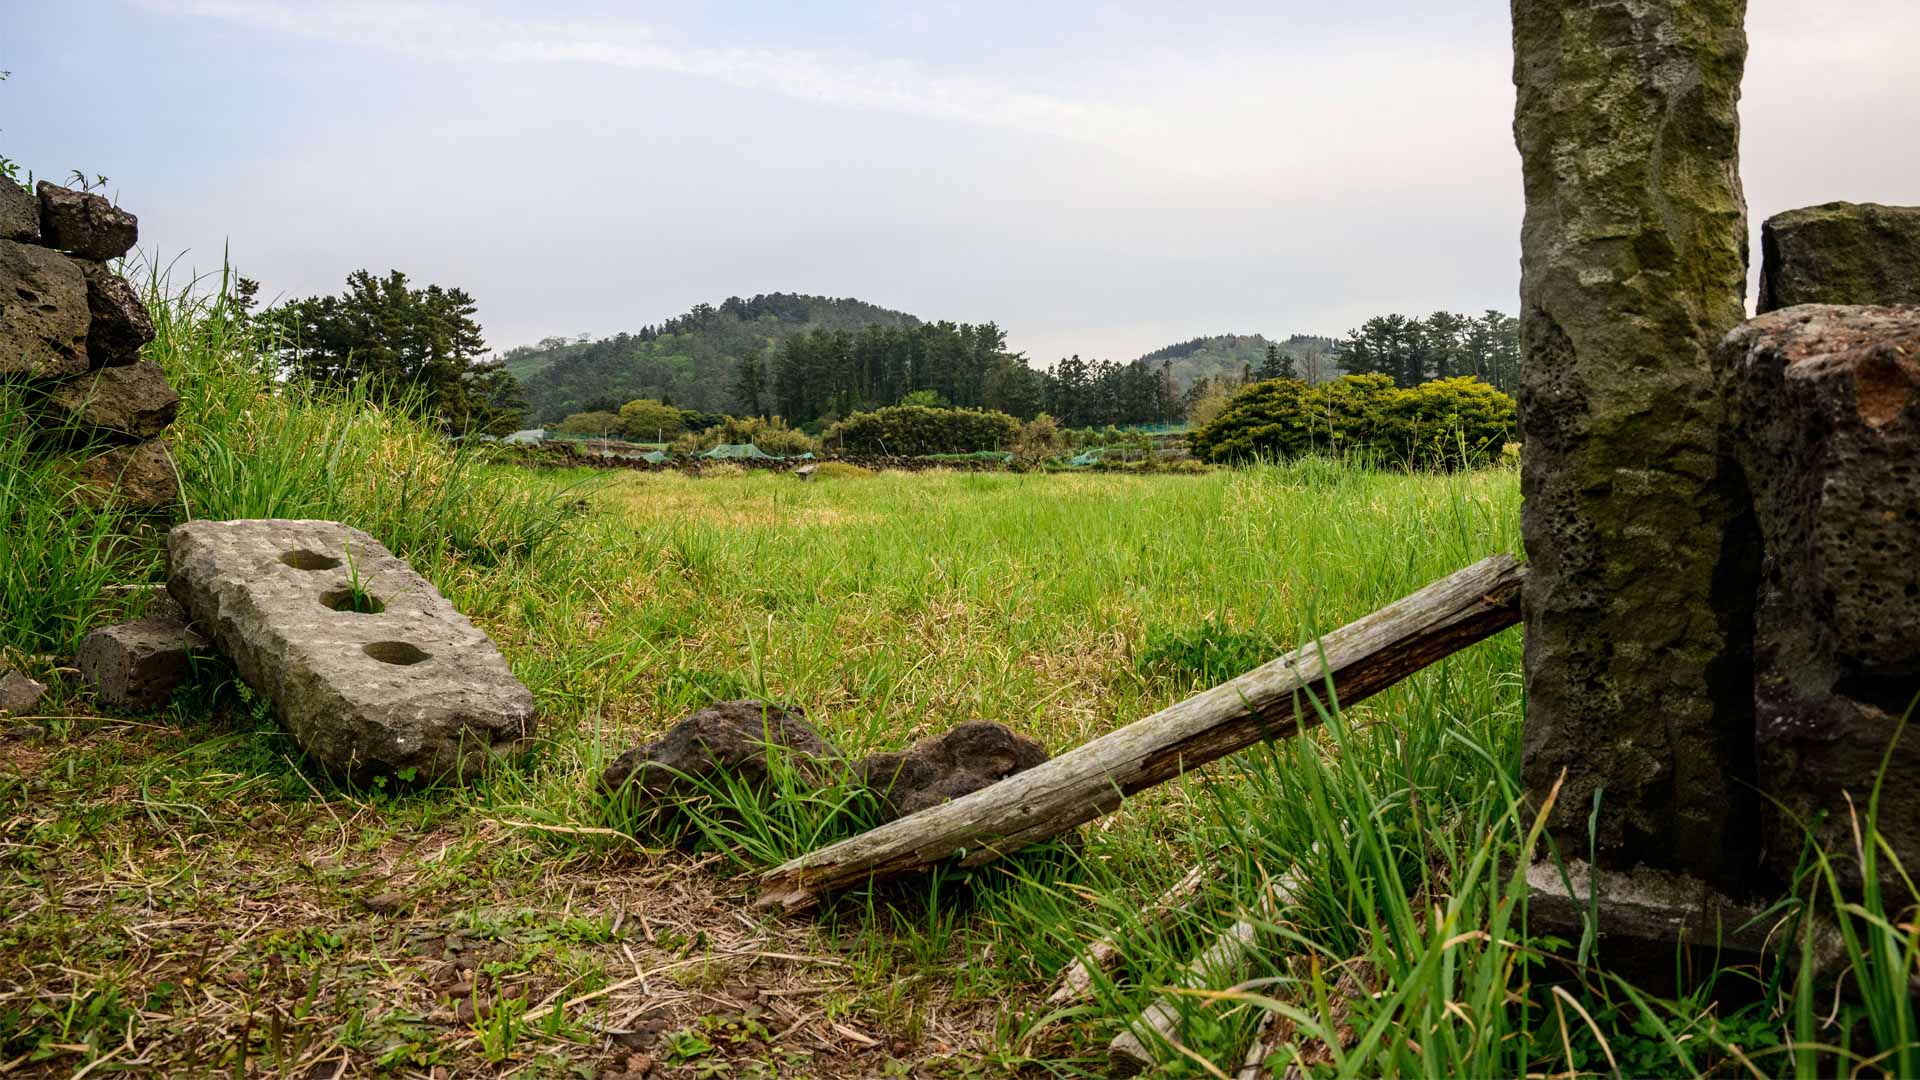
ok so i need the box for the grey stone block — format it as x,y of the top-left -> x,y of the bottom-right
77,617 -> 212,710
167,519 -> 536,783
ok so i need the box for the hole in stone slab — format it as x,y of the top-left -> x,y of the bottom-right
281,549 -> 343,571
321,587 -> 385,614
15,288 -> 36,302
364,641 -> 431,666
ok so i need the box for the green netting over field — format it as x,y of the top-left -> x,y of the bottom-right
695,444 -> 815,461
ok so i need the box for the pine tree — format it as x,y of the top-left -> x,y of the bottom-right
1259,344 -> 1284,381
733,353 -> 768,416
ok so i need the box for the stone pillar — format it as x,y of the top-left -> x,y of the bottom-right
1512,0 -> 1756,888
1725,305 -> 1920,894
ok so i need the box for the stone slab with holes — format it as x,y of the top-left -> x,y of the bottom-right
166,519 -> 536,783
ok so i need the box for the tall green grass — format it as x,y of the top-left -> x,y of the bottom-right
2,260 -> 583,662
146,262 -> 582,572
0,392 -> 162,656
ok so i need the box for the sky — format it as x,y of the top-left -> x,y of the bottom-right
4,1 -> 1917,363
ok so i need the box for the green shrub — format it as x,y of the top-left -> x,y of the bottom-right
1135,618 -> 1278,688
670,415 -> 818,457
615,398 -> 688,440
554,410 -> 624,437
1012,413 -> 1065,468
1190,374 -> 1514,468
825,405 -> 1020,455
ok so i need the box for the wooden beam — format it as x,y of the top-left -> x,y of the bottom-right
758,554 -> 1525,912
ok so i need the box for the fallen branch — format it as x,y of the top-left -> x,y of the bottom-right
1108,866 -> 1306,1075
758,554 -> 1524,912
1046,864 -> 1211,1008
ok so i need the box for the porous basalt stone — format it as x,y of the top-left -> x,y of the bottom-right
600,700 -> 837,803
1724,305 -> 1920,890
36,182 -> 137,261
80,260 -> 154,365
1512,0 -> 1758,888
0,178 -> 39,243
0,671 -> 48,716
0,237 -> 90,379
42,360 -> 179,440
167,519 -> 537,783
74,439 -> 177,509
853,720 -> 1049,822
78,617 -> 212,710
1758,202 -> 1920,313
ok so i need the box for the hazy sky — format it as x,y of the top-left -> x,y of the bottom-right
5,2 -> 1916,363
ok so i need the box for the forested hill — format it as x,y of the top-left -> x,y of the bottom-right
1137,332 -> 1339,387
502,293 -> 922,421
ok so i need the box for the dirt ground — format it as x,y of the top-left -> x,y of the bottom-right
0,717 -> 1013,1078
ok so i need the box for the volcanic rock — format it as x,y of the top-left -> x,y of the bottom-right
854,720 -> 1049,822
0,671 -> 47,716
42,360 -> 179,440
1758,202 -> 1920,313
36,182 -> 137,261
600,700 -> 837,803
0,238 -> 90,379
1724,304 -> 1920,890
0,178 -> 38,243
81,260 -> 154,365
74,439 -> 178,509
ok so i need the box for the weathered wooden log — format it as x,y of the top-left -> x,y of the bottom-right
1046,864 -> 1211,1008
758,554 -> 1525,911
1108,868 -> 1306,1075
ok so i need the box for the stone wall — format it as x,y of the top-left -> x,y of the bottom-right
2,179 -> 178,509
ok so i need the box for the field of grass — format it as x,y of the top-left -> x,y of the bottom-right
3,274 -> 1915,1077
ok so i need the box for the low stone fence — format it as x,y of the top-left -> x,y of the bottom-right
2,179 -> 178,509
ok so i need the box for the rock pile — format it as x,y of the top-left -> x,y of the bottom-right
1,178 -> 177,509
601,702 -> 1050,829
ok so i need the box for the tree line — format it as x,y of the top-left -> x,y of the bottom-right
250,271 -> 1522,440
1332,310 -> 1519,392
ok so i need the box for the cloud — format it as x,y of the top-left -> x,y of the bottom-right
136,0 -> 1152,154
134,0 -> 1519,191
